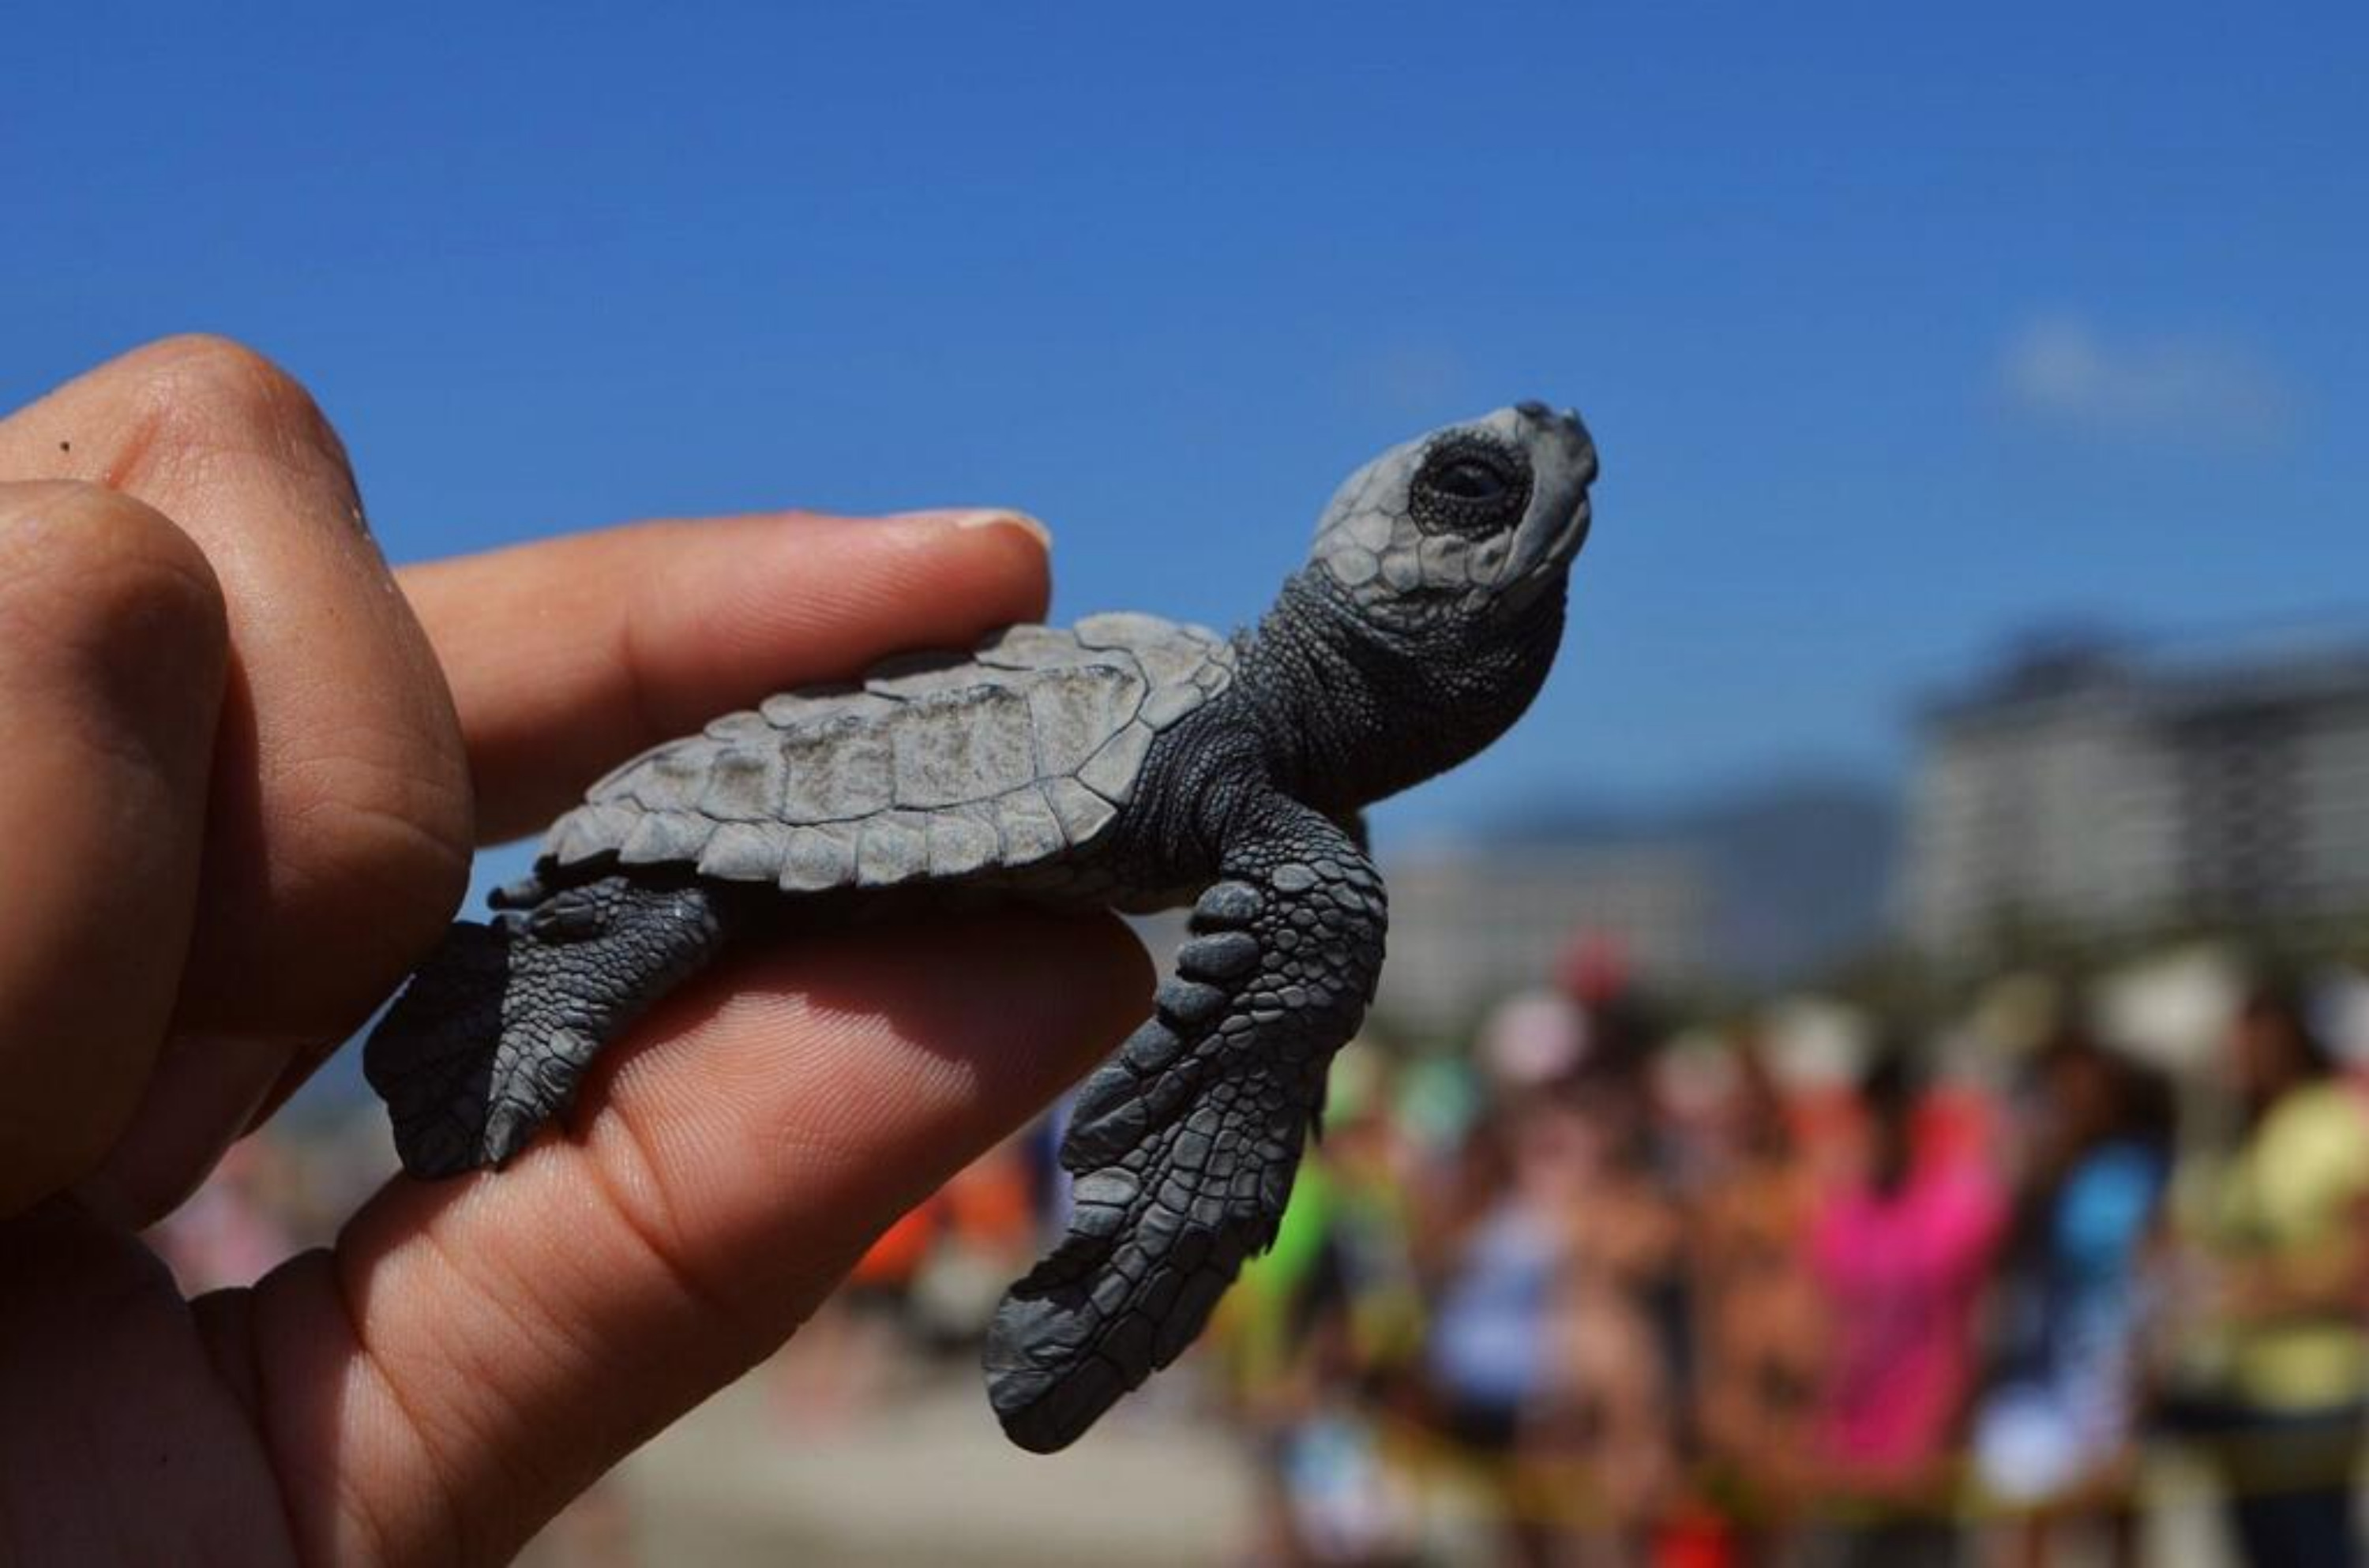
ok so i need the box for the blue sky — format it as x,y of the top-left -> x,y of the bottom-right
7,2 -> 2365,842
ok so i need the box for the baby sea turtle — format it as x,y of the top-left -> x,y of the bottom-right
366,403 -> 1598,1452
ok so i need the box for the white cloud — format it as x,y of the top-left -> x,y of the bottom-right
1998,314 -> 2298,450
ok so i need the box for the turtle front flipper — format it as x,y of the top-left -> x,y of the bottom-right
365,872 -> 739,1177
984,797 -> 1386,1453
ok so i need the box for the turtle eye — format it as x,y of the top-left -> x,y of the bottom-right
1413,437 -> 1530,535
1432,460 -> 1507,503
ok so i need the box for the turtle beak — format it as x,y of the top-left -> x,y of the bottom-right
1494,405 -> 1595,599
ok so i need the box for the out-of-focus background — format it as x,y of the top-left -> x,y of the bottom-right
11,5 -> 2369,1563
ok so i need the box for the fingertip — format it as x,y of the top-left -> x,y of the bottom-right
949,508 -> 1053,553
944,507 -> 1055,616
739,505 -> 1053,643
885,506 -> 1053,553
884,507 -> 1055,627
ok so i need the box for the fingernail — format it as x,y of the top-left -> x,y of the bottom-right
913,508 -> 1053,552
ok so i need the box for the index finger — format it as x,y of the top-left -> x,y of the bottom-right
398,508 -> 1053,844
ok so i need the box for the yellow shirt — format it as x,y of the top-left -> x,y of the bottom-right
2204,1082 -> 2369,1411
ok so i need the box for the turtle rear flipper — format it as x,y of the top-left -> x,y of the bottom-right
983,799 -> 1385,1452
365,873 -> 737,1176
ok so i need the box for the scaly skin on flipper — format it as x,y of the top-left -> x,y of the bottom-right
363,402 -> 1598,1452
984,797 -> 1384,1452
366,873 -> 738,1175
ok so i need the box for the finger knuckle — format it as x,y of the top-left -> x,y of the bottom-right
135,332 -> 315,422
116,334 -> 357,499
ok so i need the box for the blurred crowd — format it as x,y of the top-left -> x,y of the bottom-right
1196,951 -> 2369,1568
150,941 -> 2369,1568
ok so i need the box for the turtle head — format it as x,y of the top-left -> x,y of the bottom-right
1306,403 -> 1597,636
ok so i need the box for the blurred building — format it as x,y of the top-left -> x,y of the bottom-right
1375,840 -> 1712,1033
1901,632 -> 2369,956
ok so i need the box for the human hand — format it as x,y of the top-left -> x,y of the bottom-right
0,336 -> 1148,1564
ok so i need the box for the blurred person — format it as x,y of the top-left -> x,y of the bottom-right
908,1133 -> 1039,1350
1226,1162 -> 1351,1566
1222,1046 -> 1425,1566
1413,992 -> 1597,1471
1417,1094 -> 1576,1561
1478,985 -> 1591,1098
1420,1023 -> 1683,1566
1572,985 -> 1695,1420
1547,1047 -> 1689,1567
1316,1053 -> 1430,1399
768,1132 -> 1040,1431
1970,1033 -> 2174,1568
1691,1029 -> 1827,1565
1557,929 -> 1636,1013
768,1186 -> 942,1431
1804,1045 -> 2006,1568
2161,981 -> 2369,1568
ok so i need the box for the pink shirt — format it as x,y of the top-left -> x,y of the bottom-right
1811,1165 -> 2006,1480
